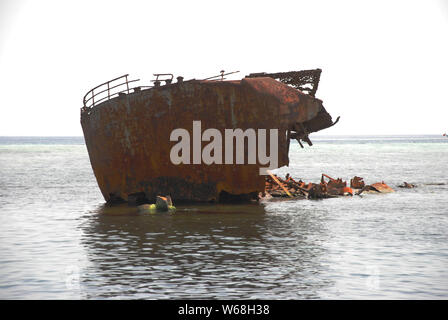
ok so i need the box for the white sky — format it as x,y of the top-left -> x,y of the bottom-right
0,0 -> 447,136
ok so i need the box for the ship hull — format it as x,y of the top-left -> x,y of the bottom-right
81,77 -> 333,202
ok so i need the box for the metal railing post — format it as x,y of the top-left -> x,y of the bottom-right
126,75 -> 130,94
107,82 -> 110,99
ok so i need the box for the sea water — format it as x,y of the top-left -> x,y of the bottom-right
0,135 -> 447,299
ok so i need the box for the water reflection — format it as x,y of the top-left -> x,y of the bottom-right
80,201 -> 332,299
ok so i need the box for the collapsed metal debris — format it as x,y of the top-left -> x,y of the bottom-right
246,69 -> 322,97
398,182 -> 416,188
263,173 -> 395,200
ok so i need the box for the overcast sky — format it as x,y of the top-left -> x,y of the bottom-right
0,0 -> 447,136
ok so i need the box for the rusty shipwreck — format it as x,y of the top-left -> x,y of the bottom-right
81,69 -> 339,203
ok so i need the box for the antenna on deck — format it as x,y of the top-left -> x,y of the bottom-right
202,70 -> 240,81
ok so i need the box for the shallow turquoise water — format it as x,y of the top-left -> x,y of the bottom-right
0,136 -> 447,299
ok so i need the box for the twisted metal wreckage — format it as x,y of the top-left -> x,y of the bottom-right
264,173 -> 395,200
81,69 -> 346,204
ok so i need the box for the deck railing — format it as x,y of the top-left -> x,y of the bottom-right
82,74 -> 144,109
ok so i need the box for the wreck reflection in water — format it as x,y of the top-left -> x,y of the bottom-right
80,202 -> 332,299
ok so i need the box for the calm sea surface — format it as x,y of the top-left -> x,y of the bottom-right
0,135 -> 447,299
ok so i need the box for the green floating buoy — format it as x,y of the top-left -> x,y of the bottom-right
138,195 -> 176,213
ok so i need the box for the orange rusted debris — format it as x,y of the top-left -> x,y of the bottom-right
370,182 -> 395,193
265,174 -> 307,198
321,173 -> 349,196
321,173 -> 337,182
264,173 -> 336,200
350,176 -> 365,189
263,173 -> 396,200
81,70 -> 338,203
398,182 -> 416,188
355,182 -> 395,195
267,170 -> 293,198
342,186 -> 354,196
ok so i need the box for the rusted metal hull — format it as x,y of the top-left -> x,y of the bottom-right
81,77 -> 336,202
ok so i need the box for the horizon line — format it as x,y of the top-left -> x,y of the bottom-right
0,133 -> 447,137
